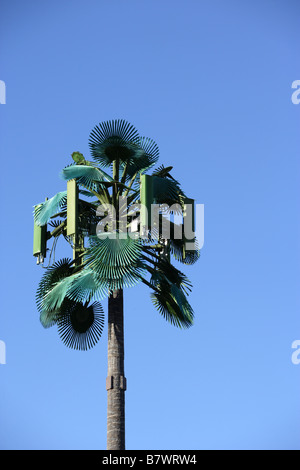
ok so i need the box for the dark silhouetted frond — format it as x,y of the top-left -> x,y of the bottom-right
152,176 -> 185,205
125,136 -> 160,178
149,258 -> 193,295
150,282 -> 194,329
36,258 -> 73,328
89,119 -> 140,167
169,236 -> 201,265
57,300 -> 105,351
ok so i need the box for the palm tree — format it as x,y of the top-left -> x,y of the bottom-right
33,119 -> 200,450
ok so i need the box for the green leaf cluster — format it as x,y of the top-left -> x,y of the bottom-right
34,119 -> 201,349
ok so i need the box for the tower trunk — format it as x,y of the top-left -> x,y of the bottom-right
106,289 -> 126,450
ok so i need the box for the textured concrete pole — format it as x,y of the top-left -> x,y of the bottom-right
107,289 -> 126,450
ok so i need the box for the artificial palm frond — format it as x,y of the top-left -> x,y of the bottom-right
57,300 -> 105,351
85,234 -> 145,290
125,136 -> 160,179
79,189 -> 96,198
41,273 -> 77,313
150,282 -> 194,329
152,175 -> 185,205
89,119 -> 140,167
169,236 -> 201,265
60,164 -> 113,190
48,219 -> 64,229
39,309 -> 58,329
149,258 -> 193,296
40,267 -> 108,316
34,191 -> 67,226
143,254 -> 194,328
36,258 -> 73,328
152,165 -> 174,179
63,268 -> 108,303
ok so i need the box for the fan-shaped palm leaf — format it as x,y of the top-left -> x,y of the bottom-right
34,191 -> 67,226
89,119 -> 140,167
147,257 -> 194,328
36,258 -> 73,327
125,136 -> 160,179
63,268 -> 108,303
152,175 -> 185,205
60,164 -> 113,190
150,282 -> 194,329
85,234 -> 145,290
41,274 -> 76,312
57,300 -> 105,351
152,165 -> 174,179
169,236 -> 201,265
149,259 -> 193,295
40,267 -> 106,312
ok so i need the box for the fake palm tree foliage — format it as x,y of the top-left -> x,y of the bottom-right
33,119 -> 200,450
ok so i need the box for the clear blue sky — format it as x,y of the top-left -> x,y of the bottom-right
0,0 -> 299,450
